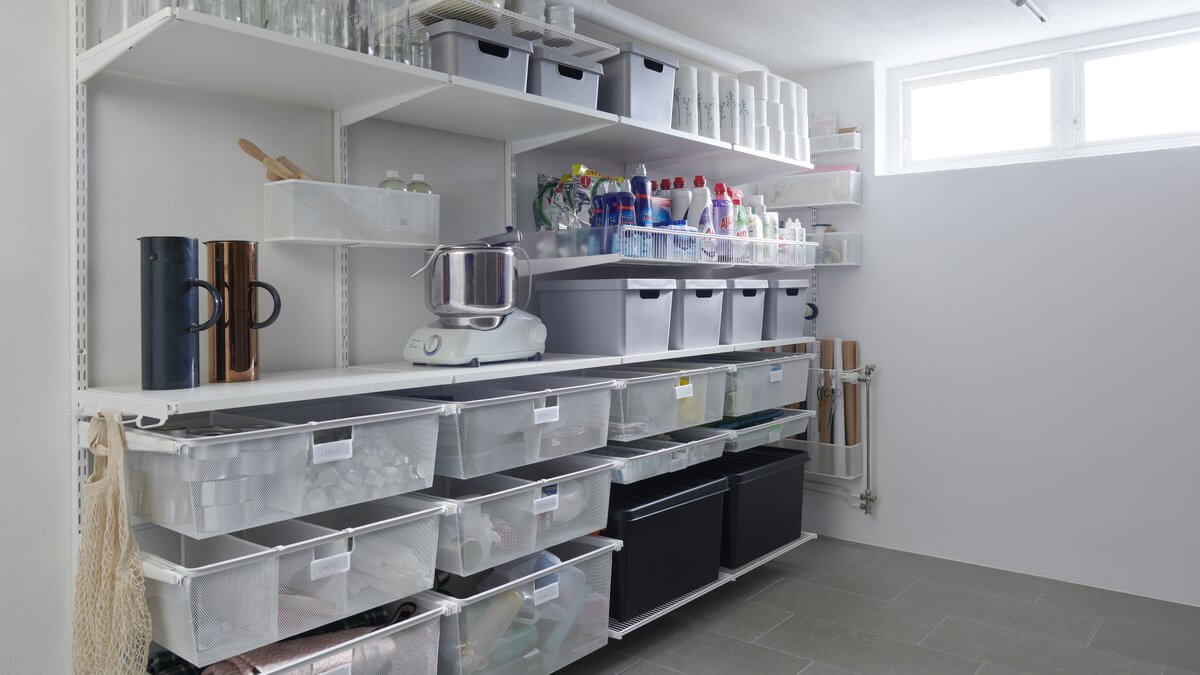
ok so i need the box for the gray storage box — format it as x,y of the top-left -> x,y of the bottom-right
529,46 -> 604,108
537,278 -> 675,355
720,279 -> 768,344
670,279 -> 725,350
763,278 -> 811,339
598,41 -> 679,127
427,19 -> 533,92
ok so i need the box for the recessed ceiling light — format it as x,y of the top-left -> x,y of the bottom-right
1010,0 -> 1048,23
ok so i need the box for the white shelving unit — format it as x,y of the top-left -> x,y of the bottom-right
810,132 -> 862,155
608,532 -> 818,638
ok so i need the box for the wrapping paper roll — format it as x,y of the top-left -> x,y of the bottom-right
697,67 -> 720,139
766,101 -> 784,129
736,70 -> 769,98
770,127 -> 785,156
718,75 -> 740,144
796,84 -> 810,138
738,84 -> 756,147
755,124 -> 770,152
672,65 -> 699,134
783,105 -> 797,134
767,74 -> 782,103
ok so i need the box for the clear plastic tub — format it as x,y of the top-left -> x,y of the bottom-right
423,537 -> 619,675
612,426 -> 732,470
666,352 -> 815,416
409,475 -> 541,577
676,408 -> 816,453
501,455 -> 614,549
572,366 -> 716,441
263,179 -> 440,247
122,397 -> 443,539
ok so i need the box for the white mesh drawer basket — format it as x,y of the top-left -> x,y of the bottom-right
423,537 -> 620,675
573,366 -> 717,441
234,499 -> 442,638
122,412 -> 311,539
389,385 -> 558,478
137,524 -> 279,666
487,375 -> 616,461
263,602 -> 444,674
587,443 -> 688,484
243,395 -> 443,515
612,363 -> 728,424
612,426 -> 732,469
409,474 -> 541,577
680,408 -> 816,453
501,455 -> 615,549
671,352 -> 815,416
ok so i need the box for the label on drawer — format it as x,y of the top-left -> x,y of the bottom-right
669,450 -> 688,471
312,427 -> 354,464
534,484 -> 559,514
768,364 -> 784,382
311,551 -> 352,580
674,383 -> 694,399
534,406 -> 560,424
533,581 -> 560,605
767,425 -> 783,443
317,664 -> 351,675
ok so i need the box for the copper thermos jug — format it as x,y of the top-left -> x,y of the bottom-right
205,240 -> 281,382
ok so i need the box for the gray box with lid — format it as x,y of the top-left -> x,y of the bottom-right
528,46 -> 604,108
427,19 -> 534,91
537,278 -> 675,355
598,41 -> 679,127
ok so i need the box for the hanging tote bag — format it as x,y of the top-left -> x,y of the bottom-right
73,412 -> 152,674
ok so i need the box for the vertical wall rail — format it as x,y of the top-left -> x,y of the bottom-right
69,0 -> 90,559
333,114 -> 351,367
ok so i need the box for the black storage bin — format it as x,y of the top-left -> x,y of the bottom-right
605,472 -> 729,621
691,447 -> 810,568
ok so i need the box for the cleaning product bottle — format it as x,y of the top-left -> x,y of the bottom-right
378,170 -> 406,190
747,194 -> 768,232
604,182 -> 623,227
730,188 -> 750,237
712,183 -> 734,236
670,176 -> 692,224
615,179 -> 637,227
686,175 -> 712,232
630,164 -> 653,228
407,173 -> 432,193
591,181 -> 610,227
658,177 -> 673,197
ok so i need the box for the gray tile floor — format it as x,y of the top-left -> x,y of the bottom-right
561,537 -> 1200,675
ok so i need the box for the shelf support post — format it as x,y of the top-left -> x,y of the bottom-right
69,0 -> 90,566
333,113 -> 351,367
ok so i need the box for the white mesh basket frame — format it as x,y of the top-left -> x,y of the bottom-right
262,604 -> 445,674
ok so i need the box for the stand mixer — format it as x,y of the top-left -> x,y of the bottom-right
404,238 -> 546,366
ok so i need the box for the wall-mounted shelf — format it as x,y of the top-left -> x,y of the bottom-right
406,0 -> 619,61
813,231 -> 862,267
74,337 -> 814,421
810,132 -> 862,155
608,532 -> 817,639
761,170 -> 863,209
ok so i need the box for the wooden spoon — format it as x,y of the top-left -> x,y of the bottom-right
238,138 -> 296,180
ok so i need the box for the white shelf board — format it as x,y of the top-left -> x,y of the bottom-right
816,262 -> 862,268
357,352 -> 622,385
77,9 -> 450,124
521,254 -> 815,278
810,132 -> 862,155
609,532 -> 816,639
619,337 -> 814,365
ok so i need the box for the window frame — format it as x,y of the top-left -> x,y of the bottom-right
889,26 -> 1200,174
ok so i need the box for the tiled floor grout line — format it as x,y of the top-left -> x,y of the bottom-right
1033,583 -> 1048,604
970,663 -> 986,675
888,578 -> 920,604
917,615 -> 949,646
1086,616 -> 1105,648
751,610 -> 796,644
744,574 -> 788,602
862,550 -> 891,570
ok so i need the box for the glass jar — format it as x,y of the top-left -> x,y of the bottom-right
406,26 -> 431,69
374,0 -> 409,62
326,0 -> 373,53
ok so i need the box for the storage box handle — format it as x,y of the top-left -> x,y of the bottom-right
643,58 -> 664,72
556,64 -> 584,80
784,287 -> 800,297
478,41 -> 510,59
638,290 -> 661,299
695,289 -> 713,298
311,550 -> 353,581
534,395 -> 560,424
741,289 -> 759,298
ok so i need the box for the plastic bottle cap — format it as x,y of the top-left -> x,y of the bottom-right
411,173 -> 425,181
633,163 -> 647,176
714,182 -> 727,196
674,177 -> 686,189
650,181 -> 658,191
693,175 -> 706,187
385,170 -> 400,178
660,177 -> 671,187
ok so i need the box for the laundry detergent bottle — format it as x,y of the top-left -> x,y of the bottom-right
630,164 -> 653,227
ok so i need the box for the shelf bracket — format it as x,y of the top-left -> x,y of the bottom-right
333,114 -> 351,367
338,81 -> 449,127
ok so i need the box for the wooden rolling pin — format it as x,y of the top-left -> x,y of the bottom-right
238,138 -> 313,181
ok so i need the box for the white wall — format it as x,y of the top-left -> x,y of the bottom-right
0,2 -> 72,672
794,63 -> 1200,606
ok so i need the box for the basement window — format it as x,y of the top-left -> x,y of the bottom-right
894,30 -> 1200,172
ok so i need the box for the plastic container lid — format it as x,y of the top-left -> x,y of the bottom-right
674,177 -> 686,188
411,173 -> 425,181
693,175 -> 706,187
726,279 -> 769,289
677,279 -> 727,290
385,169 -> 401,178
538,278 -> 677,292
609,472 -> 728,521
425,19 -> 534,54
531,45 -> 604,75
768,279 -> 811,289
690,447 -> 810,484
606,41 -> 679,70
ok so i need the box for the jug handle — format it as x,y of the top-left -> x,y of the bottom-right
189,279 -> 224,332
250,280 -> 282,329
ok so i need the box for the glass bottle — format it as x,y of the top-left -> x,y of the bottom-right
378,170 -> 407,190
406,26 -> 431,69
374,0 -> 409,62
407,174 -> 432,193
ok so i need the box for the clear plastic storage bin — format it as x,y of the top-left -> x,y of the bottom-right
424,537 -> 619,675
762,278 -> 812,339
536,278 -> 675,355
668,352 -> 816,416
486,376 -> 616,462
670,279 -> 725,349
677,408 -> 816,453
410,475 -> 540,576
263,179 -> 440,247
123,397 -> 443,539
136,498 -> 441,667
573,366 -> 717,441
761,170 -> 862,208
612,426 -> 732,470
501,455 -> 614,549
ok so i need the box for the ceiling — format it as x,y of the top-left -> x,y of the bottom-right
606,0 -> 1200,74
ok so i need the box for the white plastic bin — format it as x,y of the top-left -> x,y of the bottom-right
570,366 -> 714,441
502,455 -> 614,549
677,408 -> 816,453
670,279 -> 725,349
486,376 -> 616,461
762,170 -> 863,208
122,398 -> 442,539
262,603 -> 444,675
763,278 -> 811,339
586,444 -> 682,484
411,475 -> 540,576
537,278 -> 675,356
612,426 -> 731,469
428,20 -> 533,91
668,352 -> 816,416
263,179 -> 440,247
721,279 -> 768,344
598,41 -> 679,127
528,46 -> 603,108
608,363 -> 728,425
425,537 -> 619,675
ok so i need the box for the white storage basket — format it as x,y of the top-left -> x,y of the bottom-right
487,376 -> 615,462
263,179 -> 440,247
423,537 -> 619,675
122,397 -> 442,539
610,363 -> 728,424
501,455 -> 614,549
763,279 -> 812,339
573,366 -> 716,441
266,603 -> 444,675
670,279 -> 725,349
668,352 -> 815,416
586,444 -> 682,484
409,475 -> 541,577
536,278 -> 676,355
720,279 -> 768,344
612,426 -> 732,470
674,408 -> 816,453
